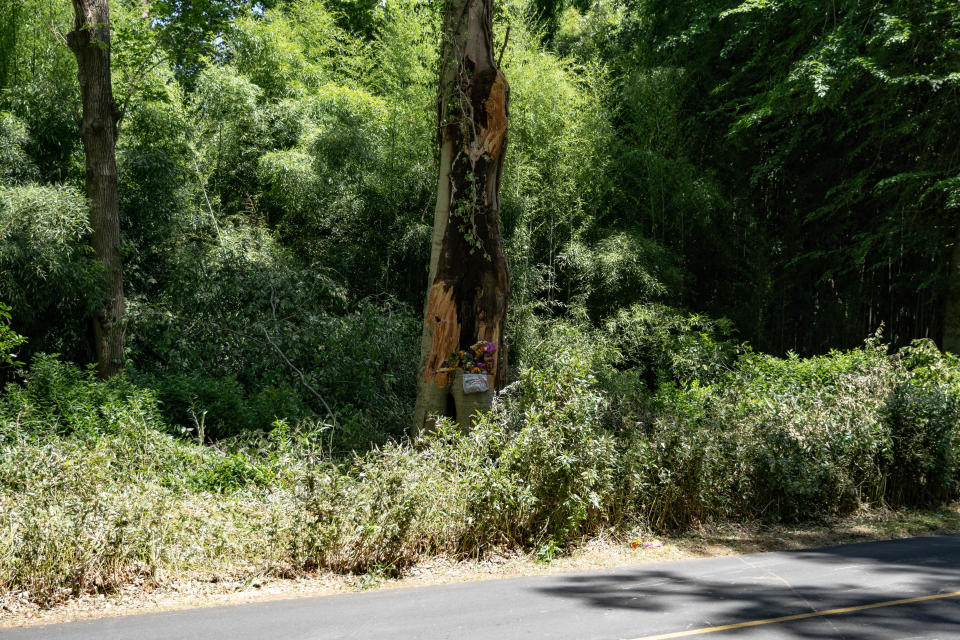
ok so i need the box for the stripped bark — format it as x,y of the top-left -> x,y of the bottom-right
413,0 -> 510,433
67,0 -> 126,378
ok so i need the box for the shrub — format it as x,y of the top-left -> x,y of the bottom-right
0,184 -> 102,360
475,349 -> 617,548
3,332 -> 960,607
605,303 -> 736,389
147,373 -> 310,441
883,383 -> 960,506
127,223 -> 418,444
882,340 -> 960,506
0,302 -> 25,374
0,112 -> 37,184
0,354 -> 162,441
619,340 -> 898,528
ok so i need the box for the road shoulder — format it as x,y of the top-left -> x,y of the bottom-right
3,504 -> 958,630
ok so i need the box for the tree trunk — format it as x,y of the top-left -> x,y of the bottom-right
413,0 -> 510,433
943,238 -> 960,353
67,0 -> 126,378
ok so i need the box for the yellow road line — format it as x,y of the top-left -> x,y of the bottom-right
627,590 -> 960,640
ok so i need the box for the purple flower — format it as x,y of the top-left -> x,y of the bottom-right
485,342 -> 496,353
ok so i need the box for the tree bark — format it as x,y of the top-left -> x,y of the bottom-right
413,0 -> 510,433
67,0 -> 126,378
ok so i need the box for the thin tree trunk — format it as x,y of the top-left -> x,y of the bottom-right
413,0 -> 510,433
67,0 -> 126,378
943,238 -> 960,353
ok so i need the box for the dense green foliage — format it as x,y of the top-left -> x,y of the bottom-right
599,0 -> 960,353
1,0 -> 959,606
4,0 -> 958,432
0,0 -> 637,442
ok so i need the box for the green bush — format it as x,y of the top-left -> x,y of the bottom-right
616,340 -> 897,528
0,112 -> 37,184
0,354 -> 162,441
882,340 -> 960,506
126,222 -> 418,444
0,184 -> 102,360
605,303 -> 736,388
883,383 -> 960,506
474,349 -> 617,549
0,302 -> 25,374
148,373 -> 310,441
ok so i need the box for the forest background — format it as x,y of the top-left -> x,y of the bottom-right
2,0 -> 960,607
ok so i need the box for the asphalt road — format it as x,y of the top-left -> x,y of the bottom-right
4,534 -> 959,640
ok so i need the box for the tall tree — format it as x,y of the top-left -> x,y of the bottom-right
67,0 -> 125,378
413,0 -> 510,433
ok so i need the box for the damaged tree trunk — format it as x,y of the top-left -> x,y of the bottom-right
67,0 -> 126,378
413,0 -> 510,433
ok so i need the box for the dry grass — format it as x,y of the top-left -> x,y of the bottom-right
4,503 -> 957,630
4,343 -> 960,629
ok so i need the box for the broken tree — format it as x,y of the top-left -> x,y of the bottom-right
412,0 -> 510,433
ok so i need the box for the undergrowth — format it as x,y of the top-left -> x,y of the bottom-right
1,333 -> 959,606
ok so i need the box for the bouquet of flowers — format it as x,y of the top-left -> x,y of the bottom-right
444,340 -> 496,373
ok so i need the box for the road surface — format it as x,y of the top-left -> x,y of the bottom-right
4,534 -> 959,639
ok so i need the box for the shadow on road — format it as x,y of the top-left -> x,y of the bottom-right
534,535 -> 960,639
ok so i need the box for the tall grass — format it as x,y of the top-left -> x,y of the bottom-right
2,336 -> 959,606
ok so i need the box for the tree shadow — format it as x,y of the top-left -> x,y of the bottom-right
535,535 -> 960,639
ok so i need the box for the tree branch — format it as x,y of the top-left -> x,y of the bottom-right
259,325 -> 338,430
497,24 -> 510,68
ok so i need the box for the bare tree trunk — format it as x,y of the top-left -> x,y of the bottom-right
943,239 -> 960,353
67,0 -> 126,378
413,0 -> 510,433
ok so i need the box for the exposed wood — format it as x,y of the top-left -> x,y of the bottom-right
67,0 -> 126,378
422,282 -> 460,387
413,0 -> 510,434
480,73 -> 508,160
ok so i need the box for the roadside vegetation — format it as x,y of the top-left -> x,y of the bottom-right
4,326 -> 959,605
2,0 -> 960,609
